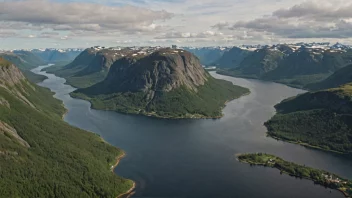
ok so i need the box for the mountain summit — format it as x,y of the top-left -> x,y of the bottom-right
72,48 -> 249,118
92,48 -> 208,94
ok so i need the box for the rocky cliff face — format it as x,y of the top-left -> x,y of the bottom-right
0,57 -> 35,108
73,48 -> 249,118
0,58 -> 26,87
96,48 -> 209,94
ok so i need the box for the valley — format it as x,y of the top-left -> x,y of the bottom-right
1,44 -> 352,197
31,65 -> 352,198
2,0 -> 352,197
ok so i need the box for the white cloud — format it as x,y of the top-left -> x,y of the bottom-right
0,0 -> 173,38
1,0 -> 352,48
214,0 -> 352,40
155,30 -> 224,39
0,31 -> 18,38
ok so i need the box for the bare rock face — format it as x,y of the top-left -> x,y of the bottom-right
0,97 -> 10,108
0,57 -> 35,108
100,48 -> 209,94
0,58 -> 26,87
0,120 -> 30,148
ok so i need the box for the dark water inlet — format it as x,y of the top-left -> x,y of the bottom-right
32,66 -> 352,198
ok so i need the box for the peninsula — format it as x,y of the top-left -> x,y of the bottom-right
237,153 -> 352,197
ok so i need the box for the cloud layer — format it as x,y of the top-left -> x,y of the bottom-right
214,0 -> 352,39
0,0 -> 172,40
0,0 -> 352,48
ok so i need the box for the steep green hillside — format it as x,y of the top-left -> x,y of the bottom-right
45,48 -> 122,88
236,48 -> 284,78
44,48 -> 102,88
72,49 -> 250,119
265,84 -> 352,154
307,64 -> 352,90
263,49 -> 352,87
0,62 -> 133,197
218,48 -> 284,80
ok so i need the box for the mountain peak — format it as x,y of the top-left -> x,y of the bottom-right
101,48 -> 209,93
72,48 -> 249,119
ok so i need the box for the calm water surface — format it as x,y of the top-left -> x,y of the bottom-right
32,66 -> 352,198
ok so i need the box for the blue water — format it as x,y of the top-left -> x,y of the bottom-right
32,66 -> 352,198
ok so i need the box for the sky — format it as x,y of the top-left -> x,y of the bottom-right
1,0 -> 352,49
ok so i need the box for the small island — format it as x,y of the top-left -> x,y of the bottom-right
237,153 -> 352,197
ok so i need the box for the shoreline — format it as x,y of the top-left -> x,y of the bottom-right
216,70 -> 309,91
236,153 -> 351,198
70,90 -> 251,120
112,152 -> 136,198
37,65 -> 137,198
62,107 -> 68,119
267,133 -> 348,155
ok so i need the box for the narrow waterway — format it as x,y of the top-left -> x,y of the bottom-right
32,66 -> 352,198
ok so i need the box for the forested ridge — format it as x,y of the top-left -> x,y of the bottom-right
0,62 -> 133,197
265,84 -> 352,154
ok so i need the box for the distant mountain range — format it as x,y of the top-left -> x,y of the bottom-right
182,47 -> 228,66
217,44 -> 352,88
213,47 -> 253,68
30,48 -> 83,63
